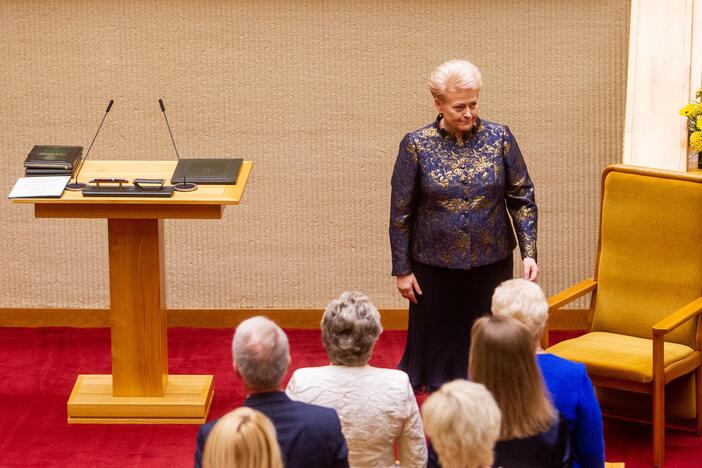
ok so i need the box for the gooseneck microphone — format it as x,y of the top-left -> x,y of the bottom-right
158,99 -> 197,192
66,99 -> 114,191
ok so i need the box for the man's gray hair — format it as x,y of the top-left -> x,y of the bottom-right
321,291 -> 383,366
232,316 -> 290,389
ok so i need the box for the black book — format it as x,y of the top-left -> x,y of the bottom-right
25,156 -> 82,175
24,145 -> 83,169
170,158 -> 243,185
25,169 -> 75,177
25,171 -> 75,177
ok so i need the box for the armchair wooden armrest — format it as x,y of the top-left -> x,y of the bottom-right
652,297 -> 702,336
542,278 -> 597,349
541,278 -> 597,349
548,278 -> 598,311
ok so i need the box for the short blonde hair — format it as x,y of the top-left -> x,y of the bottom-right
422,380 -> 501,468
491,279 -> 549,342
321,291 -> 383,366
428,59 -> 482,99
203,407 -> 283,468
469,315 -> 556,441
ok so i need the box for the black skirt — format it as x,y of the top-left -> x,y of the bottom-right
398,255 -> 513,389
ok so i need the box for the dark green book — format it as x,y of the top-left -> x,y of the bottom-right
24,145 -> 83,169
170,158 -> 243,185
25,156 -> 82,175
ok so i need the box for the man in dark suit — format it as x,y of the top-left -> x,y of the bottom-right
194,316 -> 349,468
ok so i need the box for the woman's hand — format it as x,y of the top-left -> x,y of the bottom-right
396,273 -> 423,304
523,258 -> 539,281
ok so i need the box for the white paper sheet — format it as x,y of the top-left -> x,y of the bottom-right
8,176 -> 70,198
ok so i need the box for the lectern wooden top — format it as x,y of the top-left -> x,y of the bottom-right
12,160 -> 252,220
12,160 -> 252,205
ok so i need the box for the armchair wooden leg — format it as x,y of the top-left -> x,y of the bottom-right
652,334 -> 666,467
653,376 -> 665,467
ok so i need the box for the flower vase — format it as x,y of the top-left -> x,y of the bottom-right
688,148 -> 700,170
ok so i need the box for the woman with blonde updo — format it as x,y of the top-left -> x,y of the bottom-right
203,407 -> 283,468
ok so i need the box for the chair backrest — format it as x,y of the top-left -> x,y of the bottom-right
590,165 -> 702,348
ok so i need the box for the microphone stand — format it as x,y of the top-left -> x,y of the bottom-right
66,99 -> 114,191
159,99 -> 197,192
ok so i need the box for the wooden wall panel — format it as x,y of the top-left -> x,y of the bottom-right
1,1 -> 629,310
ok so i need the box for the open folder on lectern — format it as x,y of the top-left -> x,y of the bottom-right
171,158 -> 243,185
159,99 -> 243,187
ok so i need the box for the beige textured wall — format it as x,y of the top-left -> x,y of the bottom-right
1,1 -> 629,309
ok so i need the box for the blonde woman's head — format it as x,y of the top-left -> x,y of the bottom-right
203,407 -> 283,468
491,278 -> 548,344
422,380 -> 501,468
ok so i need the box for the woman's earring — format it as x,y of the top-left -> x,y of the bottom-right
438,113 -> 443,119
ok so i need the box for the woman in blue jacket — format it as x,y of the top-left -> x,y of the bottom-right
492,278 -> 605,468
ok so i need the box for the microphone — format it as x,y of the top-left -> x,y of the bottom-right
66,99 -> 114,191
158,99 -> 197,192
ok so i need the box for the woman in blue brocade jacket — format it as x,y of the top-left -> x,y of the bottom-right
389,59 -> 538,391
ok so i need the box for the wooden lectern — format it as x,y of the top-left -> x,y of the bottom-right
13,160 -> 252,424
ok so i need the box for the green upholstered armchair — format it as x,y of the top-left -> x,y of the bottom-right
544,165 -> 702,467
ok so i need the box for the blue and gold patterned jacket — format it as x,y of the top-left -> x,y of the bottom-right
389,116 -> 537,276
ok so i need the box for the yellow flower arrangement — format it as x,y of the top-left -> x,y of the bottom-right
691,131 -> 702,152
680,88 -> 702,167
680,104 -> 696,117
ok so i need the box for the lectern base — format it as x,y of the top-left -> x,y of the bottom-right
67,374 -> 213,424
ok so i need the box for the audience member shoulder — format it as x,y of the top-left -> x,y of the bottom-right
372,366 -> 412,383
198,418 -> 217,439
291,365 -> 409,382
290,396 -> 340,419
289,366 -> 319,380
539,352 -> 587,375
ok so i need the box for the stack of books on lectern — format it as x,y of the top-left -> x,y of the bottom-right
23,145 -> 83,177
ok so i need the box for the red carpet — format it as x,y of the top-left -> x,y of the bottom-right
0,327 -> 699,467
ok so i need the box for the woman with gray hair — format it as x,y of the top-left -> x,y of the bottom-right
286,291 -> 427,468
390,59 -> 538,392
